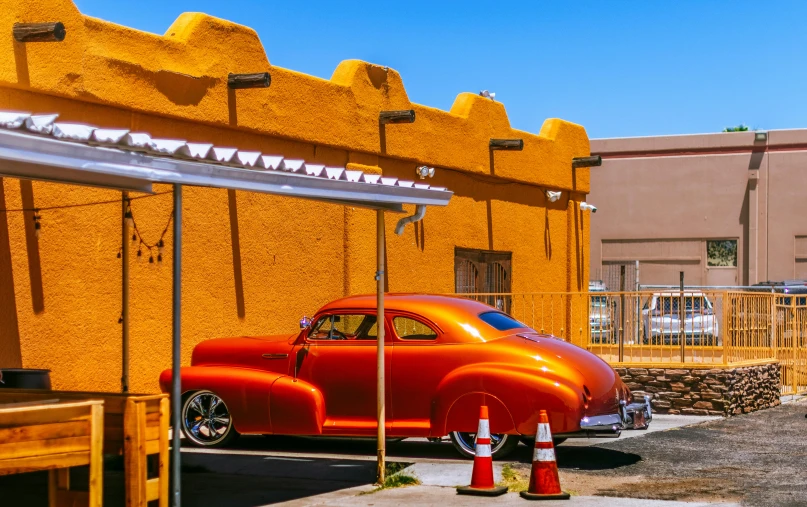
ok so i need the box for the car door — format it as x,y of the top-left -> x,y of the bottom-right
292,311 -> 391,435
389,313 -> 447,437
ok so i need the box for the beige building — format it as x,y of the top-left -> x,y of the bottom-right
589,130 -> 807,287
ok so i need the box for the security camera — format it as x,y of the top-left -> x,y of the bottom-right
546,190 -> 562,203
580,202 -> 597,213
416,166 -> 435,179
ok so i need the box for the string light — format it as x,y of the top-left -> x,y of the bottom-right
124,201 -> 134,228
0,191 -> 172,253
128,200 -> 173,264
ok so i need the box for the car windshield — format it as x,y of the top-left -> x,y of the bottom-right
591,295 -> 607,304
478,311 -> 529,331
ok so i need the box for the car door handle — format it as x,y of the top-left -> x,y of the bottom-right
262,353 -> 289,360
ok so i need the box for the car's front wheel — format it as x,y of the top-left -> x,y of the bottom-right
449,431 -> 519,459
181,390 -> 239,448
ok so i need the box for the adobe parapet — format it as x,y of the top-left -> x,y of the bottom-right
1,0 -> 590,192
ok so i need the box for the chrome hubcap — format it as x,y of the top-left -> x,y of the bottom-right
453,431 -> 507,455
183,392 -> 231,445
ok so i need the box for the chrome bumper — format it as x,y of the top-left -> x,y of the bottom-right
562,395 -> 653,438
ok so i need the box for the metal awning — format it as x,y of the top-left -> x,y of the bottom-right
0,112 -> 452,211
0,109 -> 452,505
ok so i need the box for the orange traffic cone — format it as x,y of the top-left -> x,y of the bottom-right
520,410 -> 570,500
456,406 -> 508,497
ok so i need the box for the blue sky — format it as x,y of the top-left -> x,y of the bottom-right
73,1 -> 807,139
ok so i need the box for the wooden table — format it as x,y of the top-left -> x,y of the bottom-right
0,390 -> 169,507
0,399 -> 104,507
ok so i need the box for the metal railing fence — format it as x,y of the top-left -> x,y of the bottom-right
450,291 -> 807,396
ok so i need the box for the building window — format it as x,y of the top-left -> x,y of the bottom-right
454,248 -> 512,311
706,240 -> 737,267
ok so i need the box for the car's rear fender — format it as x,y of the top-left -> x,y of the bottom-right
431,363 -> 583,436
160,366 -> 283,434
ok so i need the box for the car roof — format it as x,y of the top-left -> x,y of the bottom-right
317,294 -> 529,343
321,293 -> 492,315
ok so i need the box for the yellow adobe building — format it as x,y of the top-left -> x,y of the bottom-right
0,0 -> 592,393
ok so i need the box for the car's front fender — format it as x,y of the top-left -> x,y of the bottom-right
160,366 -> 284,434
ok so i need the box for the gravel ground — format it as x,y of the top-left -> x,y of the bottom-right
513,400 -> 807,506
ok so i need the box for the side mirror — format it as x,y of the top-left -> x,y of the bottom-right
299,316 -> 311,329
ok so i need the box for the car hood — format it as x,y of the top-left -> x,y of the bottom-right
508,333 -> 626,415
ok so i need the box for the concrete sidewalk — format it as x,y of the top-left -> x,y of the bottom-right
278,484 -> 739,506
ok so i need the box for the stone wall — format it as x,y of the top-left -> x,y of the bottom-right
616,363 -> 780,416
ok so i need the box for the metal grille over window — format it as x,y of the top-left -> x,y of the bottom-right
455,259 -> 479,294
454,248 -> 512,312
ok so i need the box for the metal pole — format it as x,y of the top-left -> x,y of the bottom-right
171,185 -> 182,507
679,271 -> 685,362
619,265 -> 625,362
376,209 -> 386,485
121,193 -> 129,393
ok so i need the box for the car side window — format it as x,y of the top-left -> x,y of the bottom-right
308,313 -> 378,341
393,317 -> 438,340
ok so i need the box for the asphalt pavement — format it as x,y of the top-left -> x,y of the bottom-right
533,400 -> 807,507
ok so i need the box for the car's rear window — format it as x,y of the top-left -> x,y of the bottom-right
478,311 -> 527,331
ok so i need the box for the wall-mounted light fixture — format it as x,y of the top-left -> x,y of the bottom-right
416,166 -> 435,179
754,131 -> 768,142
379,110 -> 416,124
479,90 -> 496,100
489,139 -> 524,151
572,155 -> 602,168
580,202 -> 598,213
228,72 -> 271,89
13,22 -> 66,43
546,190 -> 562,203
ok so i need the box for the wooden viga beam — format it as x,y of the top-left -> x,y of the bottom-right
13,22 -> 66,43
489,139 -> 524,151
228,72 -> 271,89
572,155 -> 602,168
379,110 -> 416,124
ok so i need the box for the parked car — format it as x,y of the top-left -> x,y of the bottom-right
160,294 -> 651,459
589,281 -> 615,343
748,280 -> 807,305
642,292 -> 719,345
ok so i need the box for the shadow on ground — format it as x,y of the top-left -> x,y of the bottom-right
555,446 -> 642,470
0,452 -> 379,507
231,434 -> 470,461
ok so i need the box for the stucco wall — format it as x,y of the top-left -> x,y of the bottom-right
0,1 -> 591,392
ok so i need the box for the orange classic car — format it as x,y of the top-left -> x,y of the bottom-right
160,294 -> 651,458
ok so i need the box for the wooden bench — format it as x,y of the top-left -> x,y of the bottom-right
0,399 -> 104,507
0,390 -> 169,507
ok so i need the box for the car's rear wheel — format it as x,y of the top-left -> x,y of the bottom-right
449,431 -> 519,459
181,390 -> 239,448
